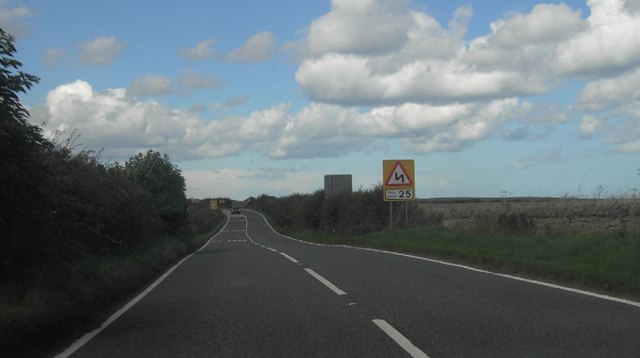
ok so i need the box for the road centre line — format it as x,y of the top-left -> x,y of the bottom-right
280,252 -> 299,263
372,319 -> 430,358
243,213 -> 430,356
241,219 -> 277,254
304,268 -> 347,296
242,214 -> 346,297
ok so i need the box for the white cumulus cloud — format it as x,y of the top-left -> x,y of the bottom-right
179,70 -> 221,91
79,36 -> 125,65
32,80 -> 533,161
578,115 -> 603,138
556,0 -> 640,76
129,75 -> 173,96
293,0 -> 640,107
181,39 -> 215,60
578,68 -> 640,111
35,80 -> 204,159
303,0 -> 411,56
606,117 -> 640,153
0,1 -> 31,38
226,31 -> 276,62
577,68 -> 640,152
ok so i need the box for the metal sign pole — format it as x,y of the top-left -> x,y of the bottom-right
405,201 -> 408,226
389,201 -> 393,230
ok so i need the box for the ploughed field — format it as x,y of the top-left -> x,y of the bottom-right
418,197 -> 640,237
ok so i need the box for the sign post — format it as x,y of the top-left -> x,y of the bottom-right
383,160 -> 415,228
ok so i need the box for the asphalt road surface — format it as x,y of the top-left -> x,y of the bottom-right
57,210 -> 640,357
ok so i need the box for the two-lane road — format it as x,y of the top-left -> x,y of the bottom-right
58,210 -> 640,357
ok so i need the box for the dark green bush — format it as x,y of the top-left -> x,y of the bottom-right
0,28 -> 230,357
124,150 -> 188,233
0,27 -> 199,298
248,185 -> 423,234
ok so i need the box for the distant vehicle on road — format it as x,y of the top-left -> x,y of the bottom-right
231,207 -> 241,214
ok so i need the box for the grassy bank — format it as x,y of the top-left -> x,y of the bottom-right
294,227 -> 640,298
0,220 -> 226,358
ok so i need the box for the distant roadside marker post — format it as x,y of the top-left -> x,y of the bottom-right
383,160 -> 416,229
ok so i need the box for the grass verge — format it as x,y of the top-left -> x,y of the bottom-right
293,227 -> 640,299
0,221 -> 225,358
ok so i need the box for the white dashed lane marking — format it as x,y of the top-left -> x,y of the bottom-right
304,268 -> 347,296
373,319 -> 430,358
279,252 -> 299,263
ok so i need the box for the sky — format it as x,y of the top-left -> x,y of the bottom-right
4,0 -> 640,200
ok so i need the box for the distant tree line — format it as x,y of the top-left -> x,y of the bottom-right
0,28 -> 217,299
247,185 -> 423,234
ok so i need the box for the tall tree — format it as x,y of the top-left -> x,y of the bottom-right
124,150 -> 188,232
0,28 -> 49,271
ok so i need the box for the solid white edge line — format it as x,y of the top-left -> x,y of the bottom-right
350,248 -> 640,309
280,252 -> 299,263
304,268 -> 347,296
53,216 -> 231,358
373,319 -> 430,358
246,210 -> 640,309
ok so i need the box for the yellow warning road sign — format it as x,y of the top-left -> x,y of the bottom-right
383,160 -> 415,201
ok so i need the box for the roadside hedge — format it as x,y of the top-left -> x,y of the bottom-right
247,185 -> 423,234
